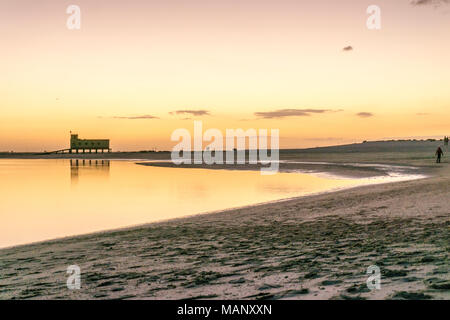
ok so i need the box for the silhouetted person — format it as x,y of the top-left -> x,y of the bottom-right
435,147 -> 443,163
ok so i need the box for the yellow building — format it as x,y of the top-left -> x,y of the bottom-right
70,134 -> 110,153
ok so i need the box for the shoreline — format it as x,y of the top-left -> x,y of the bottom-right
0,161 -> 448,299
0,158 -> 429,251
136,160 -> 430,180
0,169 -> 427,252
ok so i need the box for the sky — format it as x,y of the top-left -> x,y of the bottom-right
1,0 -> 449,151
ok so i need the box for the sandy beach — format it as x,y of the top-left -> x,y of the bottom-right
0,141 -> 448,300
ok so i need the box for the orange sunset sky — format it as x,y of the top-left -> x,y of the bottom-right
1,0 -> 449,151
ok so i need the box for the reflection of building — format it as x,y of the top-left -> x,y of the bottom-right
70,133 -> 110,153
70,159 -> 110,183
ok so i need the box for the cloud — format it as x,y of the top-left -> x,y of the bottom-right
356,112 -> 374,118
112,115 -> 159,120
343,46 -> 353,51
169,110 -> 210,116
411,0 -> 448,6
254,108 -> 335,119
416,112 -> 430,116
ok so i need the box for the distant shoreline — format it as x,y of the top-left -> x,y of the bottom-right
1,139 -> 441,180
0,138 -> 446,157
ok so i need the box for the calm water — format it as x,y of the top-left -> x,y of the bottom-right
0,159 -> 407,248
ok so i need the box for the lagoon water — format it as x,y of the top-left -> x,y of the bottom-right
0,159 -> 408,248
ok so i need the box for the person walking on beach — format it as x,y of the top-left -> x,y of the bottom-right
435,146 -> 443,163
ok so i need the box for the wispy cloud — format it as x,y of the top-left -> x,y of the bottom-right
411,0 -> 448,6
254,109 -> 337,119
356,112 -> 374,118
342,46 -> 353,51
169,110 -> 210,116
416,112 -> 430,116
111,115 -> 160,120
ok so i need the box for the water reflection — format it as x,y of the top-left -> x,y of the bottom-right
70,159 -> 110,184
0,159 -> 384,248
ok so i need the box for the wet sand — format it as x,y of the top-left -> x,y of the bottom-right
0,142 -> 448,300
136,161 -> 425,179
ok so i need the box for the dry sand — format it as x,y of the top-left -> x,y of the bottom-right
0,142 -> 448,300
